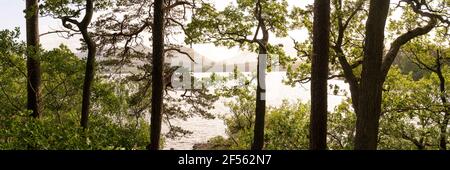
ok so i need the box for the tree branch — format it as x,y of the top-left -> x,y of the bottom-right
164,1 -> 193,11
165,47 -> 196,63
381,17 -> 437,81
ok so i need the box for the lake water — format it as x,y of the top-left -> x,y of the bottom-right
161,72 -> 349,150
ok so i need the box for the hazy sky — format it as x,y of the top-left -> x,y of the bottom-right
0,0 -> 83,49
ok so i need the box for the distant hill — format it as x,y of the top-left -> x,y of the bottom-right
77,45 -> 286,74
166,46 -> 260,73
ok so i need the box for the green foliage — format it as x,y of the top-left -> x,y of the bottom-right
185,3 -> 255,48
0,29 -> 150,150
379,68 -> 436,149
217,97 -> 311,150
0,112 -> 149,150
0,29 -> 27,116
285,0 -> 367,86
327,99 -> 356,150
40,0 -> 111,18
186,0 -> 290,55
198,71 -> 324,150
264,101 -> 310,150
379,61 -> 450,149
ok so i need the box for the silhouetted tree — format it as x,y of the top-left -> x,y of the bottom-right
42,0 -> 97,128
149,0 -> 165,150
310,0 -> 330,150
25,0 -> 42,118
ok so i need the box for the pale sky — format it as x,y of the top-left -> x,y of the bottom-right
0,0 -> 83,50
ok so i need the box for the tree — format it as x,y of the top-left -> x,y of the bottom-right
41,0 -> 102,129
252,0 -> 269,150
355,0 -> 448,149
25,0 -> 42,118
92,0 -> 217,148
379,64 -> 449,150
310,0 -> 331,150
186,0 -> 290,150
288,0 -> 448,149
354,0 -> 391,150
77,0 -> 96,129
403,38 -> 450,150
149,0 -> 165,150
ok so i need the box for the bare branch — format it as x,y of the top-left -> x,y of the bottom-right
165,47 -> 196,63
164,1 -> 193,11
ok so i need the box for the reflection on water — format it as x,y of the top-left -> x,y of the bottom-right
162,72 -> 349,150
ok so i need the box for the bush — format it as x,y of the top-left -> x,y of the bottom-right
0,111 -> 150,150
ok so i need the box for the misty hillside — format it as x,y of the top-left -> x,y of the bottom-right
77,45 -> 284,74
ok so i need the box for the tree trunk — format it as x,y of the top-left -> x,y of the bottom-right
149,0 -> 165,150
252,45 -> 267,150
79,0 -> 95,129
354,0 -> 390,150
251,1 -> 269,150
80,30 -> 96,129
437,68 -> 449,150
310,0 -> 330,150
26,0 -> 42,118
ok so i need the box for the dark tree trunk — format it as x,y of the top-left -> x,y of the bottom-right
309,0 -> 330,150
251,0 -> 269,150
26,0 -> 42,118
149,0 -> 165,150
354,0 -> 390,150
438,80 -> 449,150
79,31 -> 95,129
348,83 -> 360,115
79,0 -> 95,129
437,60 -> 449,150
252,45 -> 267,150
